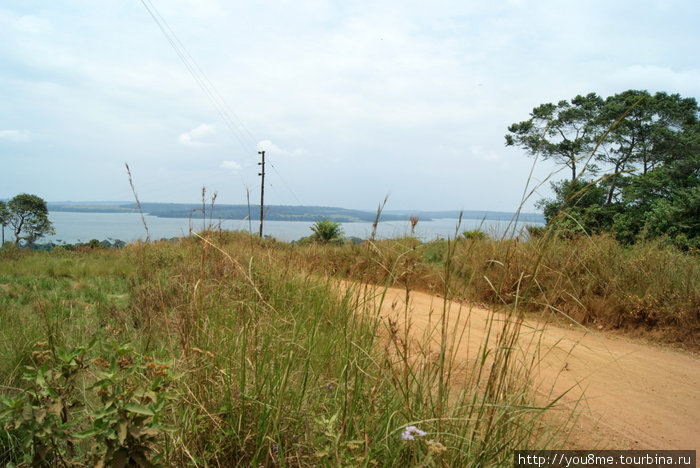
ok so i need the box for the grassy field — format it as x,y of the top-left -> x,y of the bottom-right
0,228 -> 697,466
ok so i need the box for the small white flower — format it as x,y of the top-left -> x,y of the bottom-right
401,425 -> 427,441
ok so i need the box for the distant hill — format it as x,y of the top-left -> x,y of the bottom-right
47,202 -> 544,224
47,202 -> 406,223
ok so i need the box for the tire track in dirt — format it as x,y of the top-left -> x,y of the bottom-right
349,282 -> 699,450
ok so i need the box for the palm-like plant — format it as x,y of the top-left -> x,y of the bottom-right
311,219 -> 343,244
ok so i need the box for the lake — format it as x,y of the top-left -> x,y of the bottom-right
28,212 -> 543,245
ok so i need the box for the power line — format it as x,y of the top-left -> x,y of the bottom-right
267,158 -> 305,206
140,0 -> 256,160
139,0 -> 307,207
145,1 -> 259,151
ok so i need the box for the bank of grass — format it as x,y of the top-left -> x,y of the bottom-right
0,232 -> 572,466
285,232 -> 699,350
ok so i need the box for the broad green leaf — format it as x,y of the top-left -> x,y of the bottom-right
117,418 -> 128,444
73,427 -> 101,439
124,403 -> 154,416
89,378 -> 113,389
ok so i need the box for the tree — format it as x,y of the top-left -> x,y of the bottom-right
0,201 -> 8,245
505,93 -> 604,184
6,194 -> 55,246
595,91 -> 699,204
511,90 -> 700,248
536,178 -> 610,235
311,219 -> 343,244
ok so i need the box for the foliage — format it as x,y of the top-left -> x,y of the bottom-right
0,341 -> 174,467
536,179 -> 612,235
0,201 -> 8,225
281,233 -> 699,349
1,232 -> 576,465
462,229 -> 487,240
5,194 -> 55,247
310,218 -> 344,244
77,343 -> 175,467
508,90 -> 699,248
0,343 -> 89,466
29,238 -> 128,252
1,227 -> 696,465
0,201 -> 9,245
505,93 -> 604,182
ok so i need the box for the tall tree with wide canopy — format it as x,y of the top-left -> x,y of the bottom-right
505,93 -> 605,184
508,90 -> 700,248
6,194 -> 55,246
595,90 -> 699,204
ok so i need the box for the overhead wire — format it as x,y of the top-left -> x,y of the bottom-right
139,0 -> 307,206
140,0 -> 255,161
267,160 -> 305,206
144,0 -> 259,152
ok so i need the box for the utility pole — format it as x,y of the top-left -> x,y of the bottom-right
258,150 -> 265,238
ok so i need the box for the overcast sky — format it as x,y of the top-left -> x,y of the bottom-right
1,0 -> 698,212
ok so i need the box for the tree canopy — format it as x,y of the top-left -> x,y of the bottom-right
505,93 -> 604,183
0,201 -> 9,244
5,194 -> 55,246
508,90 -> 700,249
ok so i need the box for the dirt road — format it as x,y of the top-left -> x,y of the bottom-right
351,283 -> 700,450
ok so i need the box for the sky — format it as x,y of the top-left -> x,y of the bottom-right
1,0 -> 698,212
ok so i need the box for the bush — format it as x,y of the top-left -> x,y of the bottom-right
311,219 -> 344,244
462,229 -> 487,240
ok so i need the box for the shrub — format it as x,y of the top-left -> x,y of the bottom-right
311,219 -> 344,244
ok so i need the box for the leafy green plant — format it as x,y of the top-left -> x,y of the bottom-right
311,219 -> 344,244
77,343 -> 175,467
0,342 -> 89,466
0,341 -> 175,467
462,229 -> 487,240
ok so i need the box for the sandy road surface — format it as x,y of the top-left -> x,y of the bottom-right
347,283 -> 699,450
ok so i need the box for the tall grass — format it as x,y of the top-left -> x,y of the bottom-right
1,227 -> 576,466
281,233 -> 699,350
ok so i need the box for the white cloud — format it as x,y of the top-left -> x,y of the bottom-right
178,124 -> 216,147
470,145 -> 500,163
256,140 -> 305,157
15,15 -> 53,35
0,130 -> 30,142
607,66 -> 700,96
220,160 -> 241,173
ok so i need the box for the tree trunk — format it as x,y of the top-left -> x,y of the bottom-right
606,176 -> 617,205
606,162 -> 622,205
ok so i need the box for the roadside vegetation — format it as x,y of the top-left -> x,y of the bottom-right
292,230 -> 699,348
1,221 -> 697,466
0,226 -> 581,467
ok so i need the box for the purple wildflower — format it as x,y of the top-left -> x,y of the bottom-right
401,425 -> 427,441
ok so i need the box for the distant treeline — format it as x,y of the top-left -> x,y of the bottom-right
20,238 -> 128,252
46,202 -> 545,224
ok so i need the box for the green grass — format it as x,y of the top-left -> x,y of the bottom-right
0,249 -> 134,385
278,233 -> 699,350
7,229 -> 673,465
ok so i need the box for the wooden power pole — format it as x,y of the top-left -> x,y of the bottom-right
258,150 -> 265,238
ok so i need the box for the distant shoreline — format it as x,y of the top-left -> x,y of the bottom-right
46,202 -> 545,224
